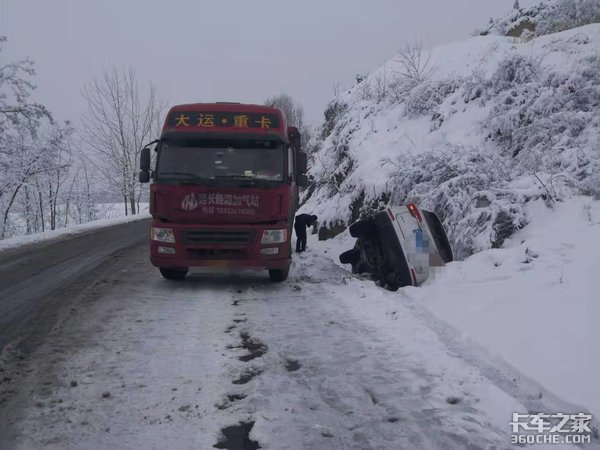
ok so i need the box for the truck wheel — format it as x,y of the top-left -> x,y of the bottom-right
349,217 -> 376,238
339,248 -> 360,264
268,266 -> 289,282
159,267 -> 188,280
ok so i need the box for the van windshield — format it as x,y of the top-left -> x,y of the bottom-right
156,138 -> 285,184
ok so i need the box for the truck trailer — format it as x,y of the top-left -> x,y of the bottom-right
139,102 -> 308,282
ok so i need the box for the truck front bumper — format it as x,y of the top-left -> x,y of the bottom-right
149,222 -> 291,270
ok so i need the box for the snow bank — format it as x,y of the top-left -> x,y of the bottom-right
315,195 -> 600,418
0,212 -> 150,253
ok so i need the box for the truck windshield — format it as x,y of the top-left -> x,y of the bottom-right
156,138 -> 285,184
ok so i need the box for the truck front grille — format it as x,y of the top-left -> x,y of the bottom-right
188,248 -> 245,259
182,229 -> 254,245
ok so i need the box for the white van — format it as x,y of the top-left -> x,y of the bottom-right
339,204 -> 453,291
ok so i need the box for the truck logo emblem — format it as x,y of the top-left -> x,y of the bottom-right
181,194 -> 198,211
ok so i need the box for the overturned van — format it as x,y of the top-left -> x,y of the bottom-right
339,204 -> 453,291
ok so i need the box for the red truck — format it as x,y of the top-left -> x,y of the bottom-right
138,102 -> 308,282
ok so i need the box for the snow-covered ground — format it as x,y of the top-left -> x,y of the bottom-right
0,203 -> 149,253
94,202 -> 150,221
1,196 -> 597,449
325,195 -> 600,418
422,197 -> 600,417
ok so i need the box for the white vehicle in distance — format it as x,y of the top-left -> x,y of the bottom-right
339,204 -> 453,291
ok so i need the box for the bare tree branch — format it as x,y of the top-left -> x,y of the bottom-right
80,66 -> 164,215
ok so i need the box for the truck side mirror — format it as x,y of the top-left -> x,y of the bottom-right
296,174 -> 308,187
139,146 -> 151,183
140,147 -> 151,170
296,152 -> 308,174
288,126 -> 301,150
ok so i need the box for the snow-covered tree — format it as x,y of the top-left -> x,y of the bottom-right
0,37 -> 50,137
0,36 -> 102,240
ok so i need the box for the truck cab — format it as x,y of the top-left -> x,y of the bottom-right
139,103 -> 308,282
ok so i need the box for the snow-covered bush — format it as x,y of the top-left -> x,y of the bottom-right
486,53 -> 600,185
405,79 -> 460,117
537,0 -> 600,35
321,100 -> 348,139
462,70 -> 489,105
387,74 -> 416,103
484,0 -> 600,38
383,145 -> 527,258
303,21 -> 600,257
490,55 -> 540,93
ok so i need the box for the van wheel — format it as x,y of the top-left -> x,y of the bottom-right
159,267 -> 188,280
383,271 -> 402,291
349,217 -> 376,238
353,261 -> 370,274
269,266 -> 289,282
339,248 -> 360,264
385,280 -> 401,292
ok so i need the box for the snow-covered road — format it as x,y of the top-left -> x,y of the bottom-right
0,239 -> 595,449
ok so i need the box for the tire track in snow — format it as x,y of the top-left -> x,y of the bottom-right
214,256 -> 512,449
297,250 -> 599,448
4,244 -> 593,449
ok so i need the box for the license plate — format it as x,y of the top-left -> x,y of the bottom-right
205,260 -> 229,268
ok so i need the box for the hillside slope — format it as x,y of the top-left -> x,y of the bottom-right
303,23 -> 600,259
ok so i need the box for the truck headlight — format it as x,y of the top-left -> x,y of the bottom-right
151,227 -> 175,243
261,229 -> 287,244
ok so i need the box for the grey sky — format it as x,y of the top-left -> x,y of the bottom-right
1,0 -> 541,127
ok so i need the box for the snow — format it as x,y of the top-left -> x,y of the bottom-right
2,9 -> 599,448
303,23 -> 600,258
0,245 -> 566,449
320,195 -> 600,420
2,197 -> 598,448
0,207 -> 150,253
419,197 -> 600,416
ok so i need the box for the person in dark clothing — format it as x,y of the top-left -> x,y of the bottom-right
294,214 -> 318,252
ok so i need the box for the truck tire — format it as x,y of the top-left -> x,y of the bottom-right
349,217 -> 376,238
339,248 -> 360,264
268,266 -> 289,282
159,267 -> 188,280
